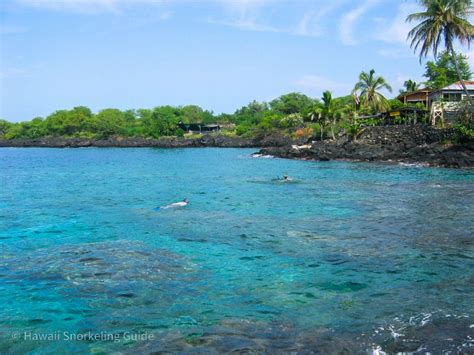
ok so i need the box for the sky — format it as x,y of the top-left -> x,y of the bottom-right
1,0 -> 473,122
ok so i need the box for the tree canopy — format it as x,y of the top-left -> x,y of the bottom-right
423,50 -> 472,89
352,69 -> 393,112
406,0 -> 474,97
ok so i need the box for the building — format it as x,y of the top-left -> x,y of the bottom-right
428,81 -> 474,104
178,122 -> 220,133
397,88 -> 432,107
428,81 -> 474,124
394,81 -> 473,125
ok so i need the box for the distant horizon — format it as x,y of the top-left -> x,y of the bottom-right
1,0 -> 473,122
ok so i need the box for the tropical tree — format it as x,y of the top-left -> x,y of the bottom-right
321,91 -> 339,139
280,113 -> 304,129
400,79 -> 421,94
306,103 -> 325,140
423,50 -> 472,88
270,92 -> 315,115
406,0 -> 474,98
0,120 -> 13,136
352,69 -> 393,112
94,108 -> 126,138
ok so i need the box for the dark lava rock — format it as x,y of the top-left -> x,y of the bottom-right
0,135 -> 257,148
0,132 -> 298,149
258,125 -> 474,168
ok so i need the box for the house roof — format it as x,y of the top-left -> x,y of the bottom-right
396,88 -> 431,100
438,81 -> 474,91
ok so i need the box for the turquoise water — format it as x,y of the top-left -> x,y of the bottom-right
0,148 -> 473,353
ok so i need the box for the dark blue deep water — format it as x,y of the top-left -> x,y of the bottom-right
0,148 -> 473,353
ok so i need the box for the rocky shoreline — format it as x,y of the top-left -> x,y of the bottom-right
0,135 -> 249,148
1,125 -> 473,168
258,125 -> 474,168
0,134 -> 293,149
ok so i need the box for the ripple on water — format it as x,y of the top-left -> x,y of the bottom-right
125,312 -> 474,354
1,148 -> 473,354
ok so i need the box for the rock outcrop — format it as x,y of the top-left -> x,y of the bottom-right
0,132 -> 297,149
258,125 -> 474,168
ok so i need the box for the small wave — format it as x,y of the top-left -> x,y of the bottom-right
398,162 -> 429,168
370,311 -> 473,353
251,154 -> 274,159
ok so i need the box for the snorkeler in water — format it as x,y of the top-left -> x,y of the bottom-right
155,198 -> 189,211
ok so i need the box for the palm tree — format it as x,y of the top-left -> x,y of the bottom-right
406,0 -> 474,99
400,79 -> 421,94
321,91 -> 340,140
352,69 -> 393,112
306,104 -> 326,140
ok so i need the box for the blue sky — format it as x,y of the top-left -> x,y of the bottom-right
1,0 -> 473,122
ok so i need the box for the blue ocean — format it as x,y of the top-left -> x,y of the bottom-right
1,148 -> 473,353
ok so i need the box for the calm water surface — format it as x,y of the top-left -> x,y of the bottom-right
0,148 -> 473,353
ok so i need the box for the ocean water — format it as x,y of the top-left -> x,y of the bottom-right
0,147 -> 473,354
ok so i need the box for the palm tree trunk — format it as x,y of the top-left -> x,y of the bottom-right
449,46 -> 472,101
331,117 -> 336,140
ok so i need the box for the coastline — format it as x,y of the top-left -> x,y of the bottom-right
0,132 -> 302,149
0,135 -> 259,148
258,125 -> 474,168
1,125 -> 473,168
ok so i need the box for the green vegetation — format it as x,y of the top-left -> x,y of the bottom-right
0,105 -> 215,140
407,0 -> 474,98
399,79 -> 421,94
352,69 -> 393,112
0,90 -> 425,142
1,1 -> 472,143
423,50 -> 472,89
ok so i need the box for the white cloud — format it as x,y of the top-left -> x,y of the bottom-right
211,1 -> 343,38
293,4 -> 340,38
294,75 -> 352,96
374,2 -> 421,45
208,17 -> 281,33
211,0 -> 280,32
339,0 -> 379,45
15,0 -> 163,14
294,11 -> 318,36
217,0 -> 271,13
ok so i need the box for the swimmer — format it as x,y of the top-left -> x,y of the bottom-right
155,198 -> 189,211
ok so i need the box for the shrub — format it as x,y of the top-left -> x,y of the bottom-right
236,124 -> 252,136
294,127 -> 313,139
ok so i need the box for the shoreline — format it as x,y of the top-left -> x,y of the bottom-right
257,125 -> 474,168
1,125 -> 473,168
0,132 -> 303,149
0,136 -> 259,149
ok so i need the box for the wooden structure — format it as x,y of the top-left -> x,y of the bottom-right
178,122 -> 220,133
397,88 -> 431,107
357,107 -> 428,126
430,102 -> 444,125
428,81 -> 474,124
